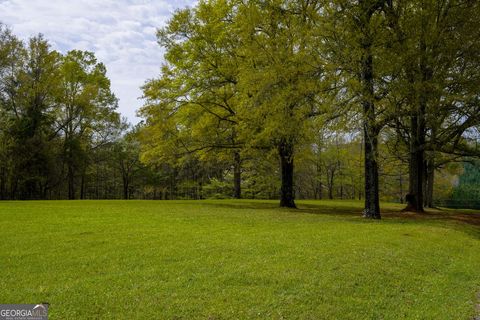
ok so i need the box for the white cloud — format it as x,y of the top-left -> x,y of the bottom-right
0,0 -> 197,123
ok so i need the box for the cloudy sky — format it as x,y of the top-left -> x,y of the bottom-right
0,0 -> 197,123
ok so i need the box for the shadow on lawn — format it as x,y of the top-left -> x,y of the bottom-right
202,200 -> 480,238
383,209 -> 480,239
297,202 -> 362,216
299,202 -> 480,239
201,201 -> 281,211
203,200 -> 363,215
384,209 -> 480,226
288,201 -> 480,227
203,200 -> 480,224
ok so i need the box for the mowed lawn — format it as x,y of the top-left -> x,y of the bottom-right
0,200 -> 479,319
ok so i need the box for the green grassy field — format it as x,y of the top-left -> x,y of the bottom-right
0,200 -> 479,319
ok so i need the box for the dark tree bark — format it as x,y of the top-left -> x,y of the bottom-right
80,170 -> 86,200
233,151 -> 241,199
10,177 -> 18,200
363,125 -> 380,219
316,162 -> 323,200
404,114 -> 425,212
170,167 -> 177,200
42,183 -> 49,200
424,157 -> 435,208
278,140 -> 296,208
327,168 -> 335,200
122,174 -> 129,200
0,166 -> 6,200
399,173 -> 404,203
119,160 -> 130,200
67,163 -> 75,200
318,181 -> 323,200
424,127 -> 437,208
360,4 -> 381,219
404,32 -> 430,212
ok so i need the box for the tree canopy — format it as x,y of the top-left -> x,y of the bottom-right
2,0 -> 480,215
139,0 -> 480,216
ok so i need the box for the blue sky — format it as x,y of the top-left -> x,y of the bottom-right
0,0 -> 197,123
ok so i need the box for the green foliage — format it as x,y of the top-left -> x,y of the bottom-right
0,34 -> 62,199
202,177 -> 233,199
140,0 -> 241,165
234,0 -> 327,147
57,49 -> 121,199
140,0 -> 336,206
137,0 -> 480,208
3,1 -> 480,207
0,27 -> 122,199
451,162 -> 480,201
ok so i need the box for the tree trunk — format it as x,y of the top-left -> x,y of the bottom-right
358,138 -> 363,201
80,171 -> 86,200
68,163 -> 75,200
170,168 -> 177,200
10,177 -> 18,200
404,20 -> 431,212
42,184 -> 49,200
363,126 -> 380,219
328,171 -> 334,200
122,174 -> 129,200
278,140 -> 296,208
399,173 -> 404,203
233,151 -> 241,199
424,157 -> 434,208
95,161 -> 99,199
360,11 -> 381,219
405,115 -> 423,212
316,163 -> 323,200
351,176 -> 356,200
405,74 -> 429,212
405,106 -> 427,212
424,126 -> 436,208
0,166 -> 5,200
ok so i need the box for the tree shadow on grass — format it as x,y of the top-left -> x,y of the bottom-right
202,200 -> 366,215
296,202 -> 362,216
202,200 -> 480,224
200,200 -> 282,211
296,201 -> 480,225
384,209 -> 480,239
201,200 -> 480,239
384,210 -> 480,226
298,201 -> 480,239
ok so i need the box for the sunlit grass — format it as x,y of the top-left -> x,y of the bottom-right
0,200 -> 479,319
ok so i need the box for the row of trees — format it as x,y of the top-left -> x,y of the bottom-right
0,25 -> 138,200
1,1 -> 478,213
0,25 -> 257,201
139,0 -> 480,217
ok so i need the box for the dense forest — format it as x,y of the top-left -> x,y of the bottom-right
1,0 -> 480,218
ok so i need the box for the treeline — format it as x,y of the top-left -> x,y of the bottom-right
139,0 -> 480,217
442,161 -> 480,209
2,0 -> 480,217
0,26 -> 140,200
0,22 -> 418,205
